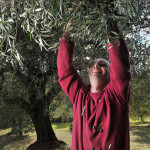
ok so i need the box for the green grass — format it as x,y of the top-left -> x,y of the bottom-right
129,119 -> 150,150
0,121 -> 150,150
0,129 -> 36,150
52,122 -> 72,129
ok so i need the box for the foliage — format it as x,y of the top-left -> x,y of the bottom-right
130,74 -> 150,121
0,76 -> 33,135
1,0 -> 147,58
0,0 -> 149,75
50,91 -> 73,123
0,103 -> 33,135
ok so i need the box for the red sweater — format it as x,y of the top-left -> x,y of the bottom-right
57,32 -> 131,150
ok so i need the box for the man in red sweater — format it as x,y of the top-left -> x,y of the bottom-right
57,25 -> 131,150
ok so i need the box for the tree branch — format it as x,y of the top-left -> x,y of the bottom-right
46,83 -> 61,105
6,97 -> 32,115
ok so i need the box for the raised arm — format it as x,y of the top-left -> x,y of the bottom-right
57,33 -> 84,103
107,26 -> 131,102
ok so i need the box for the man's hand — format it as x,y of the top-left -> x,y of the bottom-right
66,22 -> 74,31
107,19 -> 124,40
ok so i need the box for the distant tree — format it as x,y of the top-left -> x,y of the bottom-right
130,74 -> 150,121
0,102 -> 33,136
50,91 -> 73,123
0,76 -> 33,135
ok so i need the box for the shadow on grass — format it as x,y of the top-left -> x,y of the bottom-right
130,122 -> 150,144
0,132 -> 28,150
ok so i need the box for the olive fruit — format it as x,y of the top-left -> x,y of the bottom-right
114,10 -> 118,15
107,21 -> 113,27
111,3 -> 114,8
97,3 -> 101,9
104,7 -> 109,12
52,27 -> 56,30
82,5 -> 86,11
126,23 -> 130,27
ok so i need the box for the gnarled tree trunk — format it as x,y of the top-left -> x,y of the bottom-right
31,106 -> 57,143
26,100 -> 68,150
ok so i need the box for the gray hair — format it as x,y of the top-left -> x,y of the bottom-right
88,58 -> 110,80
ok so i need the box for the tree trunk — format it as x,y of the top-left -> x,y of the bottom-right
31,109 -> 57,143
140,114 -> 144,122
11,118 -> 23,136
27,101 -> 68,150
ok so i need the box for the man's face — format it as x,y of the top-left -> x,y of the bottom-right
88,60 -> 109,82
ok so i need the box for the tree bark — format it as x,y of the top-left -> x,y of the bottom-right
140,115 -> 143,122
27,102 -> 68,150
29,100 -> 57,143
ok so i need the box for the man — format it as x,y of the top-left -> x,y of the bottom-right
57,24 -> 131,150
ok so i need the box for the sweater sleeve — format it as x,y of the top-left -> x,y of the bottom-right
107,28 -> 131,103
57,33 -> 84,104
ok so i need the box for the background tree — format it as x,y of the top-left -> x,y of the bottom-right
50,91 -> 73,123
0,102 -> 33,136
130,74 -> 150,121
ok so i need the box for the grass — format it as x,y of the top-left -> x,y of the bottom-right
129,118 -> 150,150
0,128 -> 36,150
0,120 -> 150,150
52,123 -> 72,130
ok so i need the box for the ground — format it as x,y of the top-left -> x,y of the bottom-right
130,120 -> 150,150
0,121 -> 150,150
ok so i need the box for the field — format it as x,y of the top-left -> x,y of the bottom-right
0,120 -> 150,150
